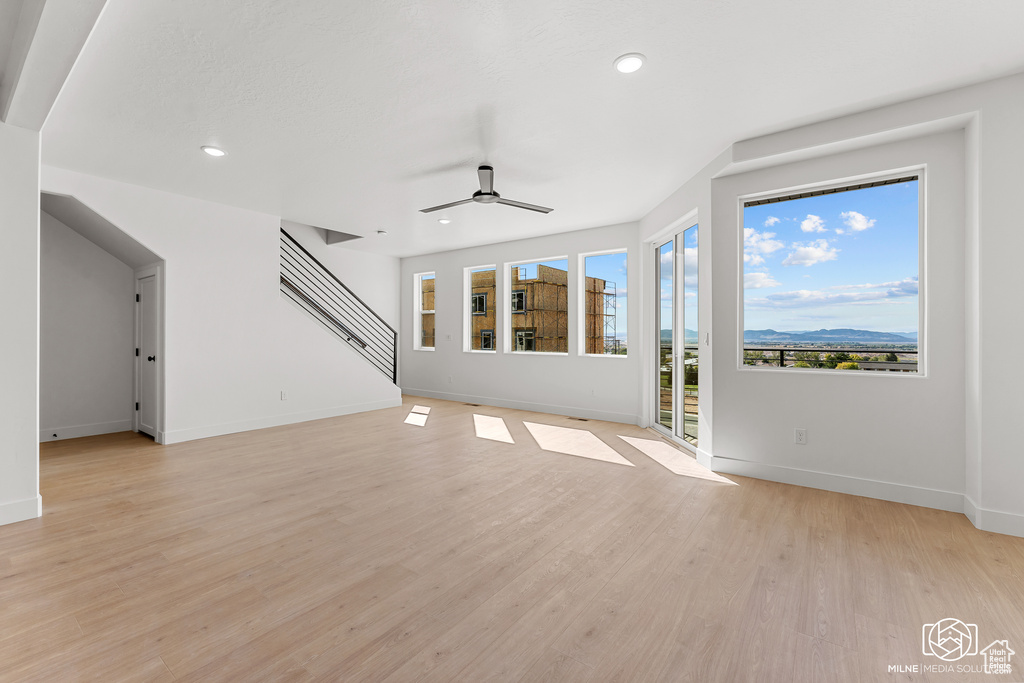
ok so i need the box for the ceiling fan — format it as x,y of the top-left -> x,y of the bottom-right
420,165 -> 553,214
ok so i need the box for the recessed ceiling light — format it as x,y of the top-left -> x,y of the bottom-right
437,218 -> 451,225
201,145 -> 226,157
614,53 -> 645,74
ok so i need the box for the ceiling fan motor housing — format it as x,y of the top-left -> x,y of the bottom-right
472,190 -> 500,203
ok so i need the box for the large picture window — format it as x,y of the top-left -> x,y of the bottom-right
581,250 -> 627,355
742,175 -> 920,373
507,258 -> 568,353
414,272 -> 435,350
466,266 -> 496,352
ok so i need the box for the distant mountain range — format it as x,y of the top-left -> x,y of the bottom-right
743,328 -> 916,344
659,328 -> 917,344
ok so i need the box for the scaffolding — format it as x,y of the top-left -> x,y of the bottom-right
602,281 -> 619,354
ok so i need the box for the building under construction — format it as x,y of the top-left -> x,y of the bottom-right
467,265 -> 617,353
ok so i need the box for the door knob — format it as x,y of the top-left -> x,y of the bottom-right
147,356 -> 156,362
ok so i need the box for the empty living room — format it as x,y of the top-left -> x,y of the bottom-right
2,1 -> 1024,681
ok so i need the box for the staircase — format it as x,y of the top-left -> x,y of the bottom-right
279,229 -> 397,383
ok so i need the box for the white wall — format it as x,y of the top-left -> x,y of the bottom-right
640,71 -> 1024,536
400,223 -> 641,423
0,121 -> 41,525
711,131 -> 965,511
41,166 -> 402,444
39,210 -> 135,441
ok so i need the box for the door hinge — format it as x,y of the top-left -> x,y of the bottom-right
136,293 -> 140,302
135,402 -> 139,411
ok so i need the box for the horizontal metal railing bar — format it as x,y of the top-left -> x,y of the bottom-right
279,244 -> 394,352
280,229 -> 396,334
281,276 -> 369,349
742,346 -> 917,355
279,246 -> 393,351
281,289 -> 391,377
280,253 -> 391,362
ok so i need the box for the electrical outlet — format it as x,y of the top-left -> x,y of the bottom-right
794,428 -> 807,445
447,375 -> 453,384
281,390 -> 288,401
446,334 -> 452,341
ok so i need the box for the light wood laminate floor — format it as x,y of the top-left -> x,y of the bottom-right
3,398 -> 1023,681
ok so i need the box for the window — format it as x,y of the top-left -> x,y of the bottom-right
514,329 -> 535,351
466,266 -> 496,351
508,258 -> 568,353
742,175 -> 920,373
581,250 -> 627,355
414,272 -> 435,350
471,293 -> 487,315
511,289 -> 526,313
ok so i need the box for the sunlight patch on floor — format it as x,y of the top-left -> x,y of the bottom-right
473,414 -> 515,444
404,412 -> 428,426
411,405 -> 431,415
524,422 -> 635,467
618,435 -> 736,484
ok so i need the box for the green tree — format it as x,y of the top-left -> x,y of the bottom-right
744,350 -> 765,366
793,361 -> 811,368
885,352 -> 899,362
836,361 -> 860,370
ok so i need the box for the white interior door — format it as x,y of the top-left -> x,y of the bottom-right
136,274 -> 159,437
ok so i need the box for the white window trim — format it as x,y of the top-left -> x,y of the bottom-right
737,167 -> 926,376
463,264 -> 496,353
578,248 -> 628,357
413,271 -> 435,351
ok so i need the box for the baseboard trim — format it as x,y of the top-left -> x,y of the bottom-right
400,387 -> 640,425
0,494 -> 42,526
708,455 -> 965,514
163,398 -> 403,444
964,495 -> 1024,538
39,419 -> 132,442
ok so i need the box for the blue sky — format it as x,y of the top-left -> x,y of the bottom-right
742,180 -> 919,333
659,225 -> 698,337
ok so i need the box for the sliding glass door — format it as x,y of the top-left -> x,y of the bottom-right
653,224 -> 698,447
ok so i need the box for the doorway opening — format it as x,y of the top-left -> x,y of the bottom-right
39,192 -> 165,444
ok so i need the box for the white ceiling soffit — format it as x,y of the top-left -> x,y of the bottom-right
40,192 -> 161,269
0,0 -> 108,130
41,0 -> 1024,257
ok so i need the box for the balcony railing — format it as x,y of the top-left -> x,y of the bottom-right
742,346 -> 918,372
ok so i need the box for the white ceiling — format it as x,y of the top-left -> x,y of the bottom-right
38,0 -> 1024,257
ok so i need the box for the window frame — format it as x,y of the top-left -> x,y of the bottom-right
514,329 -> 535,352
480,329 -> 494,350
737,168 -> 925,376
464,264 -> 497,353
510,289 -> 526,313
471,292 -> 487,315
413,271 -> 435,351
578,248 -> 628,358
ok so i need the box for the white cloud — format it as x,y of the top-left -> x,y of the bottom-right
744,272 -> 780,289
835,228 -> 845,235
830,276 -> 918,295
743,228 -> 784,266
683,247 -> 698,286
800,214 -> 827,233
764,216 -> 780,227
746,280 -> 919,309
782,239 -> 839,267
840,210 -> 876,232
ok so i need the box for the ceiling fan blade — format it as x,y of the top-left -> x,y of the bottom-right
419,198 -> 473,213
495,197 -> 553,214
478,165 -> 494,194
